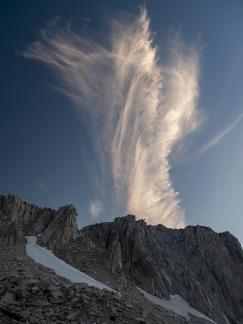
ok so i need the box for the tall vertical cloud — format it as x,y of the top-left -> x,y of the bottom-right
23,9 -> 201,228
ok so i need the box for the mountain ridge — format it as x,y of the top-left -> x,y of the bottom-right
0,194 -> 77,248
0,194 -> 243,323
67,214 -> 243,323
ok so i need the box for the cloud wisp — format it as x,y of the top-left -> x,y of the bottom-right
23,9 -> 201,227
194,111 -> 243,159
89,200 -> 104,219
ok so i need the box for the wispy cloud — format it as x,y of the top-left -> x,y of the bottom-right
37,180 -> 49,194
23,9 -> 201,228
89,200 -> 104,219
194,111 -> 243,159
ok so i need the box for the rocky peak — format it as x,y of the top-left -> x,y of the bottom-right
37,204 -> 78,249
1,197 -> 243,323
219,231 -> 243,264
77,214 -> 243,324
0,194 -> 78,248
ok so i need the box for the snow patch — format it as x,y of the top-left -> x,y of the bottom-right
26,236 -> 114,291
138,288 -> 216,323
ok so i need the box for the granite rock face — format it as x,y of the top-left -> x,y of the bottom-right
75,215 -> 243,324
0,244 -> 212,324
1,195 -> 243,323
0,195 -> 77,248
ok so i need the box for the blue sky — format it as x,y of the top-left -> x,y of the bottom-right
1,0 -> 243,244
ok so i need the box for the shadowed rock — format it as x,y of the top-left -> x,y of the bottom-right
71,215 -> 243,323
1,195 -> 243,323
0,195 -> 77,248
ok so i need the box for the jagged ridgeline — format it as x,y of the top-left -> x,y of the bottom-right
0,194 -> 243,323
0,195 -> 77,248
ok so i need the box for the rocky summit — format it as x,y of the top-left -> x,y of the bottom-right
0,195 -> 77,248
0,195 -> 243,323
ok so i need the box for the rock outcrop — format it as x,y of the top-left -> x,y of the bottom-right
67,215 -> 243,324
1,195 -> 243,323
0,244 -> 212,324
0,195 -> 77,248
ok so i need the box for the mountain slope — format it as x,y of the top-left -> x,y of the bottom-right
0,195 -> 242,323
56,215 -> 243,323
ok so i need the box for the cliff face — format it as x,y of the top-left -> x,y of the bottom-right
0,195 -> 77,248
77,215 -> 243,324
1,195 -> 243,323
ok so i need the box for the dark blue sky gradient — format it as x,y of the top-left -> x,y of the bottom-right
1,1 -> 243,242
